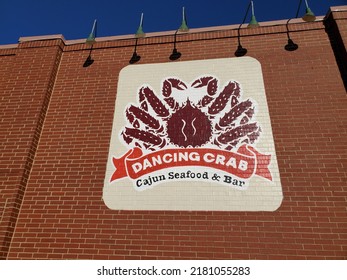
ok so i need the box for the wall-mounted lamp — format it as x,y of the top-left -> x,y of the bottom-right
302,0 -> 316,22
129,38 -> 141,64
284,27 -> 299,51
285,0 -> 316,51
235,1 -> 259,57
135,13 -> 145,38
129,13 -> 145,64
86,19 -> 97,45
178,6 -> 189,32
170,7 -> 189,61
248,1 -> 259,28
84,19 -> 97,67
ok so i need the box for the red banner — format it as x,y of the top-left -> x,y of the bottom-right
110,145 -> 272,182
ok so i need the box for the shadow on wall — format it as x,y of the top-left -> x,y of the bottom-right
324,14 -> 347,91
83,47 -> 94,68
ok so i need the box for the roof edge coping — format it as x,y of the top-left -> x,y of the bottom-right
18,34 -> 65,43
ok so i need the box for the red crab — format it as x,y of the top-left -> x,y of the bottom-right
121,76 -> 261,151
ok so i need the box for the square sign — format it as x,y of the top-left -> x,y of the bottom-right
103,57 -> 283,211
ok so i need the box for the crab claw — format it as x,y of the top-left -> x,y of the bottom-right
162,78 -> 187,97
191,76 -> 218,96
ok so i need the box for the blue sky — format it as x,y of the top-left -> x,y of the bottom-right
1,0 -> 346,45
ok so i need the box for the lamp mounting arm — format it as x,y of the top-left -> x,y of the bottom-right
173,29 -> 179,50
237,0 -> 252,45
296,0 -> 303,18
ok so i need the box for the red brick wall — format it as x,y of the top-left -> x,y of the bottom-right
1,8 -> 346,259
0,41 -> 63,259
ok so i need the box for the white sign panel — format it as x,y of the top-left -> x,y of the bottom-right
103,57 -> 283,211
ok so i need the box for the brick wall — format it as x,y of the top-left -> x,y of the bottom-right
0,40 -> 63,259
0,7 -> 346,259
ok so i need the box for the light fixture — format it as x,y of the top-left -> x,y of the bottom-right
178,7 -> 189,32
248,1 -> 259,28
284,0 -> 315,51
170,7 -> 189,61
129,13 -> 145,64
284,38 -> 299,51
129,38 -> 141,64
235,1 -> 260,57
135,13 -> 145,38
302,0 -> 316,22
84,19 -> 97,67
86,19 -> 97,45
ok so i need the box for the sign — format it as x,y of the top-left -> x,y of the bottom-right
103,57 -> 283,211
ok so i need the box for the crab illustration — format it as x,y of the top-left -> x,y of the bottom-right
121,76 -> 261,151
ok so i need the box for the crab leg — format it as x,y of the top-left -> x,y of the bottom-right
123,127 -> 163,146
208,81 -> 240,115
247,128 -> 261,144
217,99 -> 253,128
139,86 -> 170,118
127,105 -> 161,130
240,107 -> 255,125
217,123 -> 260,145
